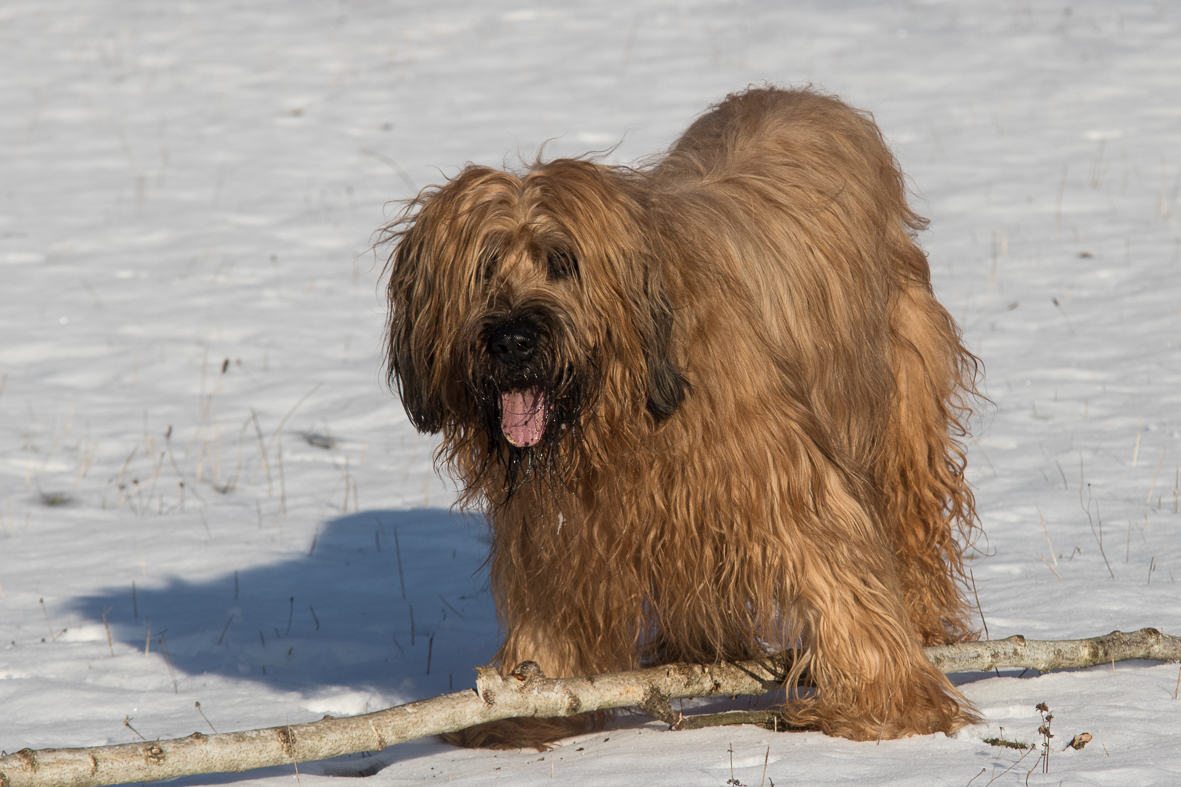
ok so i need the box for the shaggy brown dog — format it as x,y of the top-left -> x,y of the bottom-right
382,87 -> 980,747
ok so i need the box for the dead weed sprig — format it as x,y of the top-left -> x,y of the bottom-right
1031,702 -> 1053,777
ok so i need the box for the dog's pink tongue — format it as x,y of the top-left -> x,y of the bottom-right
501,388 -> 547,447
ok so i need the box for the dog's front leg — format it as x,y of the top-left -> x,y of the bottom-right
779,469 -> 978,740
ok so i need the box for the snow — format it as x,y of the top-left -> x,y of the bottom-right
2,0 -> 1179,784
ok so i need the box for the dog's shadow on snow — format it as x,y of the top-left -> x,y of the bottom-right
71,508 -> 500,718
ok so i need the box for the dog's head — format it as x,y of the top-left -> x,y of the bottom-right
382,159 -> 687,490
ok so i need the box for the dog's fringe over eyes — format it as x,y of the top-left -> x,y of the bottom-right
380,85 -> 982,749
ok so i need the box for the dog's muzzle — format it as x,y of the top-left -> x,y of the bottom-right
486,320 -> 549,448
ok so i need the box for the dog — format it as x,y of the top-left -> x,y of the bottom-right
381,86 -> 981,747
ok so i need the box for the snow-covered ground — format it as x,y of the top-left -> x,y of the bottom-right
2,1 -> 1179,784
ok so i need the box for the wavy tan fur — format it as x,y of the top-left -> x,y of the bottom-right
381,86 -> 981,747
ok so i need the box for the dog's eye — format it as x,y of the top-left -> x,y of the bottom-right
547,250 -> 578,280
479,250 -> 500,281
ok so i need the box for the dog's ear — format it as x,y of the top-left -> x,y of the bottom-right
642,283 -> 689,422
391,329 -> 443,433
385,219 -> 445,434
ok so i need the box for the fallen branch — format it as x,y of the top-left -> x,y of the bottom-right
2,628 -> 1178,787
924,627 -> 1181,673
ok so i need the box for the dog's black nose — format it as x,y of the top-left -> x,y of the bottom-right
487,322 -> 538,365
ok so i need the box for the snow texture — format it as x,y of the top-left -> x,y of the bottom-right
1,1 -> 1179,785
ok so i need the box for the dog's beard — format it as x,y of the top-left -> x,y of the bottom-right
484,380 -> 592,503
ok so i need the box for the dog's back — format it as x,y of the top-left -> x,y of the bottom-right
649,88 -> 912,469
657,87 -> 917,228
654,87 -> 980,647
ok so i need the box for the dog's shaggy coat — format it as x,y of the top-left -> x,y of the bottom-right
383,87 -> 980,747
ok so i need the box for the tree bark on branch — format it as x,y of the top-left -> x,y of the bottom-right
2,628 -> 1178,787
